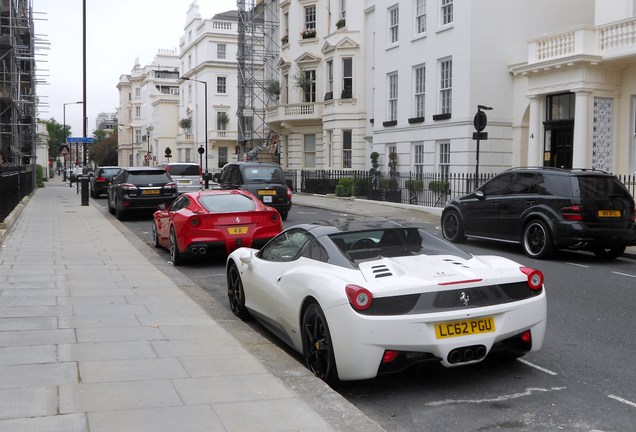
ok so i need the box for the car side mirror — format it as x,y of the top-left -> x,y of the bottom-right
240,253 -> 253,268
475,190 -> 485,199
212,173 -> 220,182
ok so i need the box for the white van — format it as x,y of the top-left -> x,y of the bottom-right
160,163 -> 202,194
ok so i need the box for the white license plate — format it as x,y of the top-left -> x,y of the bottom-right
263,196 -> 273,203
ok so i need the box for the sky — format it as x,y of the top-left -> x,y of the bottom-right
34,0 -> 237,137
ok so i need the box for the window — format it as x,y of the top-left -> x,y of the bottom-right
304,5 -> 316,30
440,58 -> 452,114
340,0 -> 346,19
414,65 -> 425,118
326,130 -> 333,167
218,146 -> 228,168
388,72 -> 398,121
217,76 -> 227,94
217,112 -> 228,132
135,129 -> 142,144
303,70 -> 316,103
135,88 -> 140,98
389,6 -> 399,44
185,148 -> 192,163
439,141 -> 450,178
135,106 -> 141,118
188,84 -> 192,102
414,142 -> 424,175
326,60 -> 333,95
283,12 -> 289,35
342,57 -> 353,98
304,134 -> 316,168
217,43 -> 226,59
441,0 -> 453,26
416,0 -> 426,34
342,130 -> 352,168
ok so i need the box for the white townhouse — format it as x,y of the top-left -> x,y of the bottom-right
510,0 -> 636,175
117,50 -> 180,167
178,3 -> 241,173
265,0 -> 368,170
365,0 -> 592,178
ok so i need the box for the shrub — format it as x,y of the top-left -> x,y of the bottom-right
335,177 -> 355,197
381,177 -> 398,191
429,180 -> 450,193
405,179 -> 424,191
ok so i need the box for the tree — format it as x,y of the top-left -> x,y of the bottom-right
42,119 -> 66,160
89,129 -> 118,166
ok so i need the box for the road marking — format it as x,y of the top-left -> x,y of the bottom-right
566,262 -> 589,268
611,271 -> 636,278
425,387 -> 566,406
608,394 -> 636,408
517,358 -> 558,375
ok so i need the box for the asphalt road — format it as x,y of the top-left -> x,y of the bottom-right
94,197 -> 636,431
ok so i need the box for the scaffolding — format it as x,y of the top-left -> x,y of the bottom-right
0,0 -> 36,167
236,0 -> 280,162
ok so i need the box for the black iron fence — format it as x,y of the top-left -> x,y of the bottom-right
284,169 -> 636,208
0,167 -> 35,223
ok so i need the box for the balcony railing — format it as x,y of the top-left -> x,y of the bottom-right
266,102 -> 323,124
527,17 -> 636,66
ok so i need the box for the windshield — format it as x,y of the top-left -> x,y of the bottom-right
329,228 -> 472,264
166,164 -> 200,176
243,166 -> 285,182
199,194 -> 257,212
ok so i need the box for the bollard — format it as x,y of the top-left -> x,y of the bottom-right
80,176 -> 89,206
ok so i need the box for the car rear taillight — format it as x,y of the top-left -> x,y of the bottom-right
121,183 -> 138,191
382,350 -> 399,363
164,182 -> 177,191
190,217 -> 201,228
96,176 -> 106,182
520,330 -> 532,344
345,284 -> 373,311
520,267 -> 544,290
287,187 -> 292,200
560,205 -> 583,221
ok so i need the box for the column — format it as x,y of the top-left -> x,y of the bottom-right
573,90 -> 592,169
527,95 -> 542,166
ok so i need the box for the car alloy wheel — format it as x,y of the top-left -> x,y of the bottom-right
522,220 -> 554,259
227,262 -> 250,320
302,302 -> 338,384
442,210 -> 466,243
169,227 -> 183,266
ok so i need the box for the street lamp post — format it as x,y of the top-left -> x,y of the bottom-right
182,77 -> 210,189
63,101 -> 83,178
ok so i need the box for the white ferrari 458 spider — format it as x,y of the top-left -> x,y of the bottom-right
226,217 -> 547,383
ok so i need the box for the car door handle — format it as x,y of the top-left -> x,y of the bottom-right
526,201 -> 535,206
490,203 -> 499,208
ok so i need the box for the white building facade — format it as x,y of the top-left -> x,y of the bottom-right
117,50 -> 180,167
266,0 -> 368,170
178,4 -> 240,174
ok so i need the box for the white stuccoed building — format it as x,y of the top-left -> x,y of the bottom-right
116,51 -> 180,167
178,3 -> 241,175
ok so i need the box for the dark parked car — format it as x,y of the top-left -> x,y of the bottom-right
107,167 -> 178,220
216,161 -> 292,220
441,167 -> 636,259
90,166 -> 121,198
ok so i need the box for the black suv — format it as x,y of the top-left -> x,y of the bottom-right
90,166 -> 121,198
107,167 -> 178,220
441,167 -> 636,259
216,161 -> 292,220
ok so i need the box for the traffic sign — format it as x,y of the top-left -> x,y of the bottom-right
66,137 -> 94,143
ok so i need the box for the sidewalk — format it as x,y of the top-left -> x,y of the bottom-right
0,177 -> 385,432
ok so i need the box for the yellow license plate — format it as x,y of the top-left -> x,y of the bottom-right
142,189 -> 160,195
227,226 -> 248,235
598,210 -> 621,217
435,317 -> 495,339
258,189 -> 277,196
178,180 -> 190,184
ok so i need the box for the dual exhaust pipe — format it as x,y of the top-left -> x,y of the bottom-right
190,247 -> 207,255
448,345 -> 487,364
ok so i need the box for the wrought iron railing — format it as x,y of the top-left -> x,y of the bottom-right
0,167 -> 34,223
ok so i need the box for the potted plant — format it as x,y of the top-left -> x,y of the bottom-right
217,112 -> 230,126
341,86 -> 352,99
179,118 -> 192,131
292,69 -> 312,92
301,28 -> 316,39
281,33 -> 289,44
336,19 -> 346,29
405,179 -> 424,205
335,178 -> 355,197
429,180 -> 450,193
265,79 -> 281,101
384,152 -> 401,203
367,151 -> 382,201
